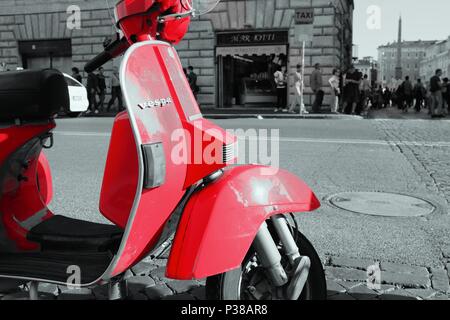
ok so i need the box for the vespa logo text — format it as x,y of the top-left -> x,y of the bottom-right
138,97 -> 173,110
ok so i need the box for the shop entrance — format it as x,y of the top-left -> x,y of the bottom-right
216,30 -> 288,108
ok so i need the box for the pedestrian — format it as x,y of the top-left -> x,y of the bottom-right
401,76 -> 413,112
107,67 -> 124,112
425,85 -> 433,115
310,63 -> 324,113
71,67 -> 82,83
443,78 -> 450,114
328,69 -> 340,113
395,81 -> 405,110
86,72 -> 99,114
289,64 -> 308,114
429,69 -> 443,117
373,85 -> 384,109
274,65 -> 288,112
342,65 -> 361,115
360,74 -> 371,114
96,67 -> 107,112
187,66 -> 199,100
413,79 -> 426,112
383,87 -> 392,108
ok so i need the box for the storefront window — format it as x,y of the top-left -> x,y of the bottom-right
216,30 -> 288,108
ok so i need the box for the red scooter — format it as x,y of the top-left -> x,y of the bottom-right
0,0 -> 326,300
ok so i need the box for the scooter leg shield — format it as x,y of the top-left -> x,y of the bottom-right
166,165 -> 320,280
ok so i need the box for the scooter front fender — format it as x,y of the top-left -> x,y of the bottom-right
166,165 -> 320,280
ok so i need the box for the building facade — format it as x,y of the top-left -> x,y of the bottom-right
0,0 -> 119,90
378,40 -> 437,86
420,36 -> 450,82
0,0 -> 354,111
354,56 -> 378,86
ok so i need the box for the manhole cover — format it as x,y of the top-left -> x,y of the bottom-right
328,192 -> 435,217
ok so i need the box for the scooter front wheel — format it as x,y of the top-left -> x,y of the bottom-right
206,219 -> 326,300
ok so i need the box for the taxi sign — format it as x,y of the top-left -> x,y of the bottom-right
294,8 -> 314,25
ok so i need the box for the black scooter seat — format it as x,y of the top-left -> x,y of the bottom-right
27,215 -> 123,252
0,69 -> 70,122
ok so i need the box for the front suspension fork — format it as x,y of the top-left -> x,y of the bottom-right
253,215 -> 311,300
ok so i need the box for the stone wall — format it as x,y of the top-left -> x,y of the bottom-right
0,0 -> 117,85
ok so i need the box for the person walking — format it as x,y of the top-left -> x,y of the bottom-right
274,65 -> 287,112
71,67 -> 82,83
96,67 -> 107,112
360,74 -> 371,115
413,79 -> 426,112
342,65 -> 361,114
288,64 -> 308,114
429,69 -> 443,117
86,72 -> 99,114
443,78 -> 450,114
383,87 -> 391,108
107,67 -> 124,112
402,76 -> 413,112
328,69 -> 340,113
395,80 -> 405,110
187,66 -> 199,101
310,63 -> 324,113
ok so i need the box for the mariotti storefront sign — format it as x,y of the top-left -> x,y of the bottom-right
216,30 -> 288,56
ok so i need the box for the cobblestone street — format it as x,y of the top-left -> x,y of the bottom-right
2,251 -> 449,300
3,112 -> 450,301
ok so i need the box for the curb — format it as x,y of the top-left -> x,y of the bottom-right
58,113 -> 364,120
204,113 -> 364,120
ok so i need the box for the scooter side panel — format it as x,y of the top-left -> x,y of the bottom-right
108,41 -> 189,277
0,124 -> 55,250
166,165 -> 321,280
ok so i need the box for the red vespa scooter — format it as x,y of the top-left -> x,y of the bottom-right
0,0 -> 326,300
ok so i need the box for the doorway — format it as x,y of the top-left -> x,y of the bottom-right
19,39 -> 72,74
26,55 -> 73,74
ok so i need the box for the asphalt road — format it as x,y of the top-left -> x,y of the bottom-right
46,116 -> 450,268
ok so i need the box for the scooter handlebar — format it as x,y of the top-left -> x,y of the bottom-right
84,37 -> 130,73
84,51 -> 113,73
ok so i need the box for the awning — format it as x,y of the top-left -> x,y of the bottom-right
216,45 -> 287,57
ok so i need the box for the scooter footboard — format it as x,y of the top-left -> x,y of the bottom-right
166,165 -> 320,280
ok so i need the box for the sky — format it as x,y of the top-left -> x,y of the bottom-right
353,0 -> 450,59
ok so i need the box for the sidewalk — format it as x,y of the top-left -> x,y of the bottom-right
73,108 -> 363,120
368,106 -> 447,120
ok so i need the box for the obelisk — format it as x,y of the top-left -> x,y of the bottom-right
395,16 -> 403,80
